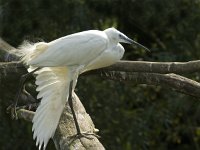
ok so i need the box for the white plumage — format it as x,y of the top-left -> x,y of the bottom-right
16,27 -> 146,150
32,67 -> 70,150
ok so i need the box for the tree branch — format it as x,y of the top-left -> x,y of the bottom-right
1,61 -> 200,98
92,71 -> 200,98
91,60 -> 200,74
17,93 -> 105,150
17,109 -> 34,121
2,59 -> 200,77
0,38 -> 16,52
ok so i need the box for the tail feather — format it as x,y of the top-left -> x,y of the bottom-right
11,41 -> 48,65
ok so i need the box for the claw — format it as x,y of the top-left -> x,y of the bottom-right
7,67 -> 41,120
77,132 -> 100,139
6,104 -> 18,120
68,131 -> 100,144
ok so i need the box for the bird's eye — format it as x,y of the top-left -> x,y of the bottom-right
119,34 -> 123,38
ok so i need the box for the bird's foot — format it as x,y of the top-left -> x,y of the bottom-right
69,131 -> 100,143
6,104 -> 18,120
17,103 -> 39,111
7,103 -> 39,120
76,132 -> 100,139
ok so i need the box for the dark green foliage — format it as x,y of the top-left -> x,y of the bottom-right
0,0 -> 200,149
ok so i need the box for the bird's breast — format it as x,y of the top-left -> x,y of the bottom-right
83,43 -> 124,72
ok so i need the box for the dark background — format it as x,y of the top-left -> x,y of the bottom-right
0,0 -> 200,149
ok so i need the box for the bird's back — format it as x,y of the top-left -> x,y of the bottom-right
28,30 -> 108,67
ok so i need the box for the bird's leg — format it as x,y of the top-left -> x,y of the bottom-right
68,80 -> 100,140
16,103 -> 40,111
68,80 -> 81,134
7,67 -> 41,119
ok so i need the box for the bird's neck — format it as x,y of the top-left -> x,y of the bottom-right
104,30 -> 118,47
106,36 -> 118,48
108,40 -> 118,48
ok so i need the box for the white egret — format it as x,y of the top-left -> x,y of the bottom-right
12,27 -> 149,150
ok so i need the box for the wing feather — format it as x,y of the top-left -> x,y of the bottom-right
32,66 -> 71,150
35,76 -> 56,85
36,81 -> 59,91
37,88 -> 54,99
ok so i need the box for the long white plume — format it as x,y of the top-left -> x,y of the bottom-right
12,41 -> 48,65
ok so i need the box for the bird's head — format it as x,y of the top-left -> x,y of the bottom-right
104,27 -> 149,51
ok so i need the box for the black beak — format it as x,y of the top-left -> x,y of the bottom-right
131,40 -> 150,52
125,37 -> 150,52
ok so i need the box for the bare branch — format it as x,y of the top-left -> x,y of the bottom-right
95,71 -> 200,98
1,61 -> 200,98
0,62 -> 27,83
17,109 -> 34,121
0,38 -> 16,52
95,60 -> 200,74
2,60 -> 200,77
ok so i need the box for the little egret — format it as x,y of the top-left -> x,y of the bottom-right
12,27 -> 149,150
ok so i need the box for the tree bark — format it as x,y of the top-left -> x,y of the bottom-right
92,71 -> 200,98
88,60 -> 200,74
